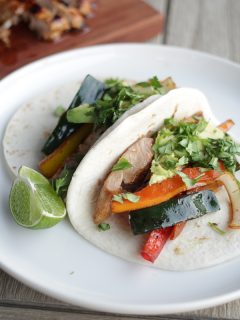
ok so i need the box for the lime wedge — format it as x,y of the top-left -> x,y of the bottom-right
9,166 -> 66,229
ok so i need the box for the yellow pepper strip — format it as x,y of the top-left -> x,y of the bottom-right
39,124 -> 93,178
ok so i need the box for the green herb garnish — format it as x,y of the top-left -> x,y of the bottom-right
54,105 -> 65,117
112,158 -> 133,172
208,222 -> 226,235
209,157 -> 221,171
176,156 -> 189,166
67,104 -> 95,123
151,117 -> 240,183
122,193 -> 140,203
177,171 -> 204,188
112,194 -> 124,204
98,223 -> 110,231
112,193 -> 140,203
51,167 -> 74,197
93,76 -> 174,128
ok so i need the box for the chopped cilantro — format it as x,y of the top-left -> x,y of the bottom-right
54,105 -> 65,117
176,156 -> 189,166
98,223 -> 110,231
149,76 -> 162,89
208,222 -> 226,235
51,167 -> 74,197
92,76 -> 174,127
179,138 -> 188,147
209,157 -> 221,171
112,193 -> 140,203
67,104 -> 95,123
177,171 -> 204,188
122,193 -> 140,203
151,117 -> 240,183
112,158 -> 133,172
112,194 -> 124,204
194,117 -> 208,133
104,78 -> 124,87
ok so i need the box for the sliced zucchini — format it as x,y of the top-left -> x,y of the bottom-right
129,190 -> 220,235
42,75 -> 106,155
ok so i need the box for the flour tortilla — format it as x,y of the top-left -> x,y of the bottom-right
67,87 -> 240,271
2,80 -> 159,177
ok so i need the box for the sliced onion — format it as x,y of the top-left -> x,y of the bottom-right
217,173 -> 240,229
188,180 -> 224,193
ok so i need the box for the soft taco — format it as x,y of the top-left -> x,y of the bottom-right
67,87 -> 240,271
3,75 -> 175,189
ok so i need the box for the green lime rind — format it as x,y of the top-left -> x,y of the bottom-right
9,166 -> 66,229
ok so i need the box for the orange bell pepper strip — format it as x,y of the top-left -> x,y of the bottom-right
141,227 -> 173,263
218,119 -> 234,132
111,167 -> 221,213
39,124 -> 92,178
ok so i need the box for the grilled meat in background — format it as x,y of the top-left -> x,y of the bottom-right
0,0 -> 95,46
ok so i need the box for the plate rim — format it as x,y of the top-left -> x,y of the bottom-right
1,43 -> 240,315
1,43 -> 240,85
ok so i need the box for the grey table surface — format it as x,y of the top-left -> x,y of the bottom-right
1,0 -> 240,319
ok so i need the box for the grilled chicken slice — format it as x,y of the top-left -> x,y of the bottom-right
26,4 -> 70,41
78,0 -> 93,16
0,0 -> 26,46
94,137 -> 154,224
52,2 -> 84,29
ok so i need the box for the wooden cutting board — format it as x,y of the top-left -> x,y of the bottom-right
0,0 -> 164,78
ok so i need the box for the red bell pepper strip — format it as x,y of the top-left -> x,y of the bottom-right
169,222 -> 187,240
140,167 -> 225,262
141,227 -> 172,263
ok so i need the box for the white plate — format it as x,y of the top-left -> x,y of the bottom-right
1,44 -> 240,315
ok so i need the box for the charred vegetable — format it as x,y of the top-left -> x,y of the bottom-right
42,75 -> 106,155
129,190 -> 220,235
39,124 -> 93,178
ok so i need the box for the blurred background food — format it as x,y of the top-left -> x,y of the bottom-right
0,0 -> 163,78
0,0 -> 94,46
